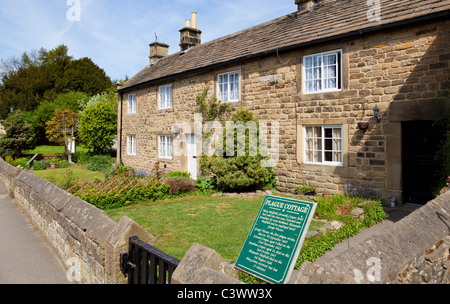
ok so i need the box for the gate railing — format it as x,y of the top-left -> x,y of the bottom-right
120,236 -> 180,284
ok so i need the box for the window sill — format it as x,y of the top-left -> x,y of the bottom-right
303,89 -> 342,95
304,162 -> 343,167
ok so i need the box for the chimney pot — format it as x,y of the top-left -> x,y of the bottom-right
191,12 -> 197,29
185,19 -> 191,28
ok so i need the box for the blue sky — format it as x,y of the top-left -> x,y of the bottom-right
0,0 -> 296,81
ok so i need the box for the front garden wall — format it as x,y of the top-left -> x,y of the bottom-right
0,157 -> 155,284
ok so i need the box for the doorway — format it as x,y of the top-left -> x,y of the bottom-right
402,121 -> 446,205
186,134 -> 198,180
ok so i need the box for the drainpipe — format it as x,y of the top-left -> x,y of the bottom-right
118,92 -> 124,166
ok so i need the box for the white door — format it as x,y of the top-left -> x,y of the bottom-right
187,134 -> 197,180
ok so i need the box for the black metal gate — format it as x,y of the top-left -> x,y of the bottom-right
120,236 -> 180,284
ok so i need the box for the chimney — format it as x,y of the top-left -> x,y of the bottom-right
295,0 -> 317,13
149,42 -> 169,64
179,12 -> 202,52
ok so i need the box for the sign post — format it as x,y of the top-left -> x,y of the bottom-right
235,195 -> 317,284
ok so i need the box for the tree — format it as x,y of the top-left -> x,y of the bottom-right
79,101 -> 117,154
45,109 -> 80,157
28,91 -> 89,144
0,110 -> 36,158
0,45 -> 112,119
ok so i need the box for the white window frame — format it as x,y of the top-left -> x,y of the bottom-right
128,93 -> 137,114
303,125 -> 343,166
303,50 -> 342,94
217,70 -> 240,102
159,84 -> 173,110
127,135 -> 136,156
158,135 -> 173,159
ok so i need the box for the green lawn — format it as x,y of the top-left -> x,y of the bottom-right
34,167 -> 106,188
106,195 -> 322,262
23,145 -> 91,155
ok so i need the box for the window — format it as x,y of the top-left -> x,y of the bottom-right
304,125 -> 343,166
217,70 -> 240,102
303,50 -> 342,94
159,135 -> 173,159
159,84 -> 172,109
127,135 -> 136,156
128,94 -> 136,114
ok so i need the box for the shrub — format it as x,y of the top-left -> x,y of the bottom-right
166,171 -> 191,178
296,184 -> 317,194
57,160 -> 70,168
200,108 -> 276,191
72,151 -> 92,164
80,182 -> 171,210
195,177 -> 217,194
33,160 -> 47,171
5,155 -> 16,166
15,157 -> 30,170
87,155 -> 113,172
163,176 -> 196,195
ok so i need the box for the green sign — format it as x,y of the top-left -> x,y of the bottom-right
235,195 -> 317,284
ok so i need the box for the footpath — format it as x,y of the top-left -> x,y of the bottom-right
0,183 -> 70,284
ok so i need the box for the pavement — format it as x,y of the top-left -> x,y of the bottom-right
315,205 -> 418,263
0,183 -> 71,284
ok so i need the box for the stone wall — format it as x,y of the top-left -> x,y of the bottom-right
119,17 -> 450,204
0,158 -> 155,284
171,190 -> 449,284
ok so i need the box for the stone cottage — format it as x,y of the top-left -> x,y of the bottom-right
117,0 -> 450,205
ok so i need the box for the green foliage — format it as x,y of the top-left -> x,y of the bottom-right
57,160 -> 71,168
15,157 -> 30,170
79,101 -> 117,154
24,91 -> 88,143
80,182 -> 171,210
45,109 -> 79,150
78,92 -> 117,112
195,177 -> 217,194
296,184 -> 317,194
314,194 -> 348,220
87,155 -> 113,172
362,202 -> 388,227
72,151 -> 92,164
0,110 -> 36,158
295,217 -> 364,269
200,108 -> 276,191
0,45 -> 112,119
33,160 -> 48,171
5,155 -> 15,166
165,171 -> 191,178
293,195 -> 387,270
196,87 -> 232,123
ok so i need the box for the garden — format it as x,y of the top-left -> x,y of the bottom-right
0,88 -> 388,284
11,148 -> 387,284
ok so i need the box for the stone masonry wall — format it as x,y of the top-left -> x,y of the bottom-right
119,18 -> 449,204
171,190 -> 449,284
0,158 -> 155,284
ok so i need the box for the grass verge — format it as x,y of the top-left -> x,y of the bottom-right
106,195 -> 322,262
33,167 -> 106,188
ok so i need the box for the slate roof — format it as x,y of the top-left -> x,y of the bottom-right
118,0 -> 450,92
